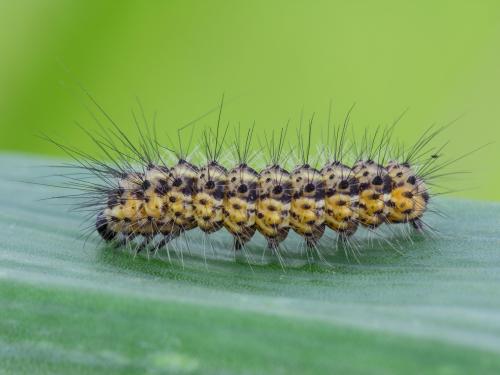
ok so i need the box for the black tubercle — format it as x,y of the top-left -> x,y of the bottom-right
213,188 -> 225,200
304,183 -> 315,193
349,180 -> 360,196
383,175 -> 393,194
142,180 -> 151,191
403,191 -> 414,199
372,176 -> 383,185
339,180 -> 349,189
237,184 -> 248,193
248,189 -> 258,202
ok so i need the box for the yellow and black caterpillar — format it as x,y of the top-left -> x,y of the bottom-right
47,98 -> 465,261
95,154 -> 431,250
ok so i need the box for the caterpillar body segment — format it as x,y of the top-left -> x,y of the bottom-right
140,165 -> 181,239
142,165 -> 170,220
290,164 -> 325,248
164,159 -> 199,231
194,161 -> 228,233
321,161 -> 359,238
386,161 -> 429,229
352,160 -> 392,229
113,173 -> 144,237
223,163 -> 259,250
223,124 -> 259,249
256,165 -> 292,249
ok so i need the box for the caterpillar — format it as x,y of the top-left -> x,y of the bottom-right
44,94 -> 473,265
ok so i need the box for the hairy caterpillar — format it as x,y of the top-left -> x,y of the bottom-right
44,94 -> 474,265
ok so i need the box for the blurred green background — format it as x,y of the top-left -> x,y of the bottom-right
1,0 -> 499,200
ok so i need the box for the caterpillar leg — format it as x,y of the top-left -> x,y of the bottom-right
267,238 -> 276,250
304,224 -> 325,249
233,238 -> 244,251
339,230 -> 355,244
229,226 -> 256,251
267,237 -> 281,250
156,232 -> 181,249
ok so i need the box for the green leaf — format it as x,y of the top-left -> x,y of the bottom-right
1,154 -> 500,375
